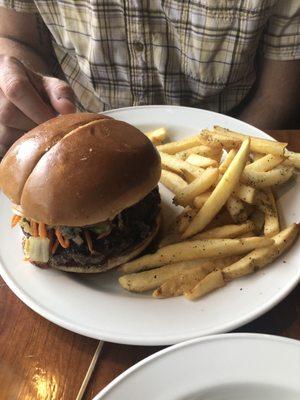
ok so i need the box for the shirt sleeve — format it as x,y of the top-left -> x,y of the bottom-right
261,0 -> 300,60
0,0 -> 38,13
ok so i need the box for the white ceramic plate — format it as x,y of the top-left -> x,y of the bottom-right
0,106 -> 299,345
94,333 -> 300,400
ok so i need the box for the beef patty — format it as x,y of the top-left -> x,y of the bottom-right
43,187 -> 160,269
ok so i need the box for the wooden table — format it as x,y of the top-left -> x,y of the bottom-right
1,130 -> 300,400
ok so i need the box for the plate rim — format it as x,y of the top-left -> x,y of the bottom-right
0,105 -> 299,345
93,332 -> 300,399
1,255 -> 300,345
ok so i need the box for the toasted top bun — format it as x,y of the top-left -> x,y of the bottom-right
0,113 -> 161,226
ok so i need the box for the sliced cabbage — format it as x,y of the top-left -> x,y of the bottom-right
19,218 -> 32,235
23,237 -> 50,263
72,235 -> 84,246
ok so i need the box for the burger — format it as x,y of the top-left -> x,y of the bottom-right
0,113 -> 161,273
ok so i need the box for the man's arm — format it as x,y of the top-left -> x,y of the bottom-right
0,7 -> 75,154
0,6 -> 53,73
237,58 -> 300,130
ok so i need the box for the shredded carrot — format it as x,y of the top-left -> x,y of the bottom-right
84,230 -> 94,254
51,239 -> 59,254
55,228 -> 70,249
11,214 -> 21,228
31,221 -> 39,237
38,222 -> 47,238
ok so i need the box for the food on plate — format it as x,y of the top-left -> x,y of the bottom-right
219,149 -> 237,173
121,236 -> 273,273
184,269 -> 225,300
160,170 -> 187,197
174,168 -> 219,207
159,152 -> 204,181
232,184 -> 256,204
226,195 -> 248,223
204,126 -> 287,155
192,221 -> 255,240
244,154 -> 283,172
119,259 -> 213,293
0,113 -> 161,272
242,165 -> 294,188
145,127 -> 167,145
157,135 -> 202,154
119,125 -> 299,301
185,154 -> 218,168
182,138 -> 250,238
152,256 -> 239,298
222,224 -> 298,280
175,144 -> 222,161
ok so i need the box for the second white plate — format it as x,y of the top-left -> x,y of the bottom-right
94,333 -> 300,400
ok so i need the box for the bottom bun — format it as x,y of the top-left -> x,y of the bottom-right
32,213 -> 161,273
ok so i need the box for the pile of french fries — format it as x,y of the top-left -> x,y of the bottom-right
119,126 -> 300,300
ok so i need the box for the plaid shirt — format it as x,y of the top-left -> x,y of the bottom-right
1,0 -> 300,113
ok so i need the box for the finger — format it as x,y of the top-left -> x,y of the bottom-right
43,76 -> 76,114
0,89 -> 36,131
0,58 -> 56,124
0,124 -> 23,149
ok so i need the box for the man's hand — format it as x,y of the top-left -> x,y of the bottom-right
0,55 -> 76,154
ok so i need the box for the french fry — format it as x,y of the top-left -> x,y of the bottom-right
226,195 -> 248,223
184,269 -> 225,300
183,169 -> 204,183
262,189 -> 280,237
193,191 -> 212,208
214,126 -> 287,156
160,170 -> 187,197
160,152 -> 186,174
157,136 -> 201,154
242,166 -> 294,188
223,223 -> 299,280
186,154 -> 218,168
244,154 -> 283,172
160,152 -> 204,178
120,125 -> 298,302
174,168 -> 219,207
233,184 -> 256,204
119,259 -> 212,292
153,268 -> 211,298
197,134 -> 225,150
219,149 -> 237,173
182,138 -> 250,238
121,236 -> 274,273
166,206 -> 197,233
145,127 -> 167,145
284,149 -> 300,169
177,208 -> 197,233
200,130 -> 240,151
175,145 -> 222,161
191,221 -> 255,240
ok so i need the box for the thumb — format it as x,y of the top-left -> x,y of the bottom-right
43,76 -> 76,114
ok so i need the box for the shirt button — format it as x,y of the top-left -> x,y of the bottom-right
133,41 -> 144,52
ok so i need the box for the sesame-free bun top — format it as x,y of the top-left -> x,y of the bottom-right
0,113 -> 161,226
